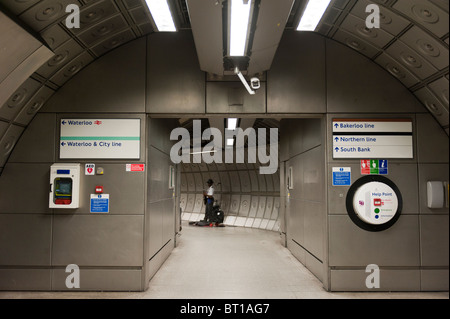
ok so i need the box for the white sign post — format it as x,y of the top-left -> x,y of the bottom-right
60,119 -> 140,159
332,119 -> 413,159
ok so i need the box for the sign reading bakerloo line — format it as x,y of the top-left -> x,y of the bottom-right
170,120 -> 278,175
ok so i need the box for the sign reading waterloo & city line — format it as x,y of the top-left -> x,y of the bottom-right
59,119 -> 141,159
332,119 -> 413,159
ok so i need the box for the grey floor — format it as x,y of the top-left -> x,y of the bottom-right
0,222 -> 448,299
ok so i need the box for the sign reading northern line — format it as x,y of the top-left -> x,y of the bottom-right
332,119 -> 413,159
60,119 -> 141,159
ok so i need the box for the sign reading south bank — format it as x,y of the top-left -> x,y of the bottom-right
332,119 -> 413,159
59,119 -> 140,159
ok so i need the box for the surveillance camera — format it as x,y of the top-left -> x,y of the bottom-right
250,77 -> 260,90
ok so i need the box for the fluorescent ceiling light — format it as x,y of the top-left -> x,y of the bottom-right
227,118 -> 238,130
226,138 -> 235,146
296,0 -> 332,31
229,0 -> 252,56
145,0 -> 176,32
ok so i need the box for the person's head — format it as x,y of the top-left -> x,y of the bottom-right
206,179 -> 213,186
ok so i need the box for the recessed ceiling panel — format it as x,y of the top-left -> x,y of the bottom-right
350,0 -> 411,36
400,26 -> 449,71
19,0 -> 81,32
385,40 -> 438,80
339,14 -> 394,48
393,0 -> 449,38
375,53 -> 420,88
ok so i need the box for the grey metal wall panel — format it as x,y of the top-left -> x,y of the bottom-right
257,172 -> 266,191
42,37 -> 146,113
61,163 -> 145,215
268,32 -> 326,113
249,196 -> 259,218
220,194 -> 230,214
194,173 -> 203,192
265,174 -> 274,192
418,164 -> 449,214
238,195 -> 251,217
326,39 -> 423,113
185,194 -> 195,212
420,215 -> 449,266
147,200 -> 167,258
14,85 -> 55,125
180,174 -> 187,192
249,170 -> 259,192
49,51 -> 94,87
0,214 -> 51,266
229,171 -> 240,193
219,171 -> 230,192
287,199 -> 304,246
257,196 -> 266,218
272,171 -> 280,192
0,269 -> 51,291
264,196 -> 274,219
148,118 -> 178,155
0,78 -> 41,121
180,193 -> 187,211
329,215 -> 420,266
0,125 -> 24,167
146,31 -> 205,113
416,113 -> 449,163
303,201 -> 325,261
8,113 -> 55,163
238,171 -> 251,192
229,195 -> 240,215
186,173 -> 195,192
52,214 -> 144,267
271,197 -> 280,220
0,163 -> 51,214
52,268 -> 141,291
206,82 -> 266,114
193,194 -> 203,213
330,269 -> 420,291
421,269 -> 449,291
162,198 -> 175,244
300,147 -> 323,202
198,162 -> 208,172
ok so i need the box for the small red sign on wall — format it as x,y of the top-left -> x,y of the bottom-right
360,160 -> 371,175
126,164 -> 145,172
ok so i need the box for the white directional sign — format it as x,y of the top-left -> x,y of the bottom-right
60,119 -> 140,159
332,119 -> 413,159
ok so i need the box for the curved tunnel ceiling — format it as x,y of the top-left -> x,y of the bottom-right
0,0 -> 448,161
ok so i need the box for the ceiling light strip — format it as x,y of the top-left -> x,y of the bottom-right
145,0 -> 177,32
227,118 -> 238,130
296,0 -> 332,31
229,0 -> 252,56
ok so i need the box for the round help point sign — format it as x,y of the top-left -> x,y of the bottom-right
352,181 -> 398,225
346,175 -> 402,232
